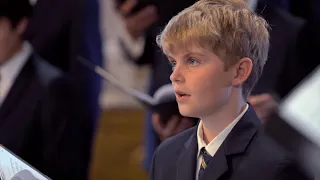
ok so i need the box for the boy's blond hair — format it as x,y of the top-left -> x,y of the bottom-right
156,0 -> 270,99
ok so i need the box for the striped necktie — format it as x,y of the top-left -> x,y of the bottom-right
198,147 -> 212,180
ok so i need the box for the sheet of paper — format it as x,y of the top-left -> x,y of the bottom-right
77,56 -> 156,107
0,146 -> 50,180
280,65 -> 320,147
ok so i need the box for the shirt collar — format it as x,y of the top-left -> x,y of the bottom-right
0,41 -> 32,79
0,41 -> 32,103
197,103 -> 249,157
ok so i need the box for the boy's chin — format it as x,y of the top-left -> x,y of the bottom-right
178,106 -> 199,118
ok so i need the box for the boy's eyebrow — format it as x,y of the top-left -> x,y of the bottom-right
167,55 -> 175,61
184,52 -> 206,57
166,51 -> 206,61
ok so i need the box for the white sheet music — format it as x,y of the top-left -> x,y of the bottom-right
0,146 -> 50,180
78,56 -> 177,107
280,66 -> 320,147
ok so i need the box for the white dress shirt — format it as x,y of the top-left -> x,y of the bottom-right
0,42 -> 32,107
195,103 -> 249,180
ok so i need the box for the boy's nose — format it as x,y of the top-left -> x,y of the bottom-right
170,66 -> 184,83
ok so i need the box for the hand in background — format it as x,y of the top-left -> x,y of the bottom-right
152,113 -> 195,141
249,93 -> 278,123
118,0 -> 158,39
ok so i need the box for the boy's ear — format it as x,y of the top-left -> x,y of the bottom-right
15,18 -> 28,35
231,57 -> 253,86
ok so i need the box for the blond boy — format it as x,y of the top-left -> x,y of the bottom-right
148,0 -> 311,180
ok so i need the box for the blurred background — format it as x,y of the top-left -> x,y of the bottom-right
0,0 -> 319,179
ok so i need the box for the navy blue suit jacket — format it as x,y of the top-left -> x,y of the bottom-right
0,54 -> 92,180
149,107 -> 312,180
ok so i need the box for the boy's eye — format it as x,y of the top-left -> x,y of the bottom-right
169,60 -> 176,70
188,58 -> 199,66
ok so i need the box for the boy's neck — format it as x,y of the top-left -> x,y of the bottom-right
0,40 -> 23,66
201,91 -> 247,144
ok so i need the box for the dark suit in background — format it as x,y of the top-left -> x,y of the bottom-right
290,0 -> 320,83
260,0 -> 290,10
251,3 -> 305,98
0,54 -> 93,180
149,107 -> 311,180
24,0 -> 103,127
24,0 -> 82,71
136,1 -> 305,170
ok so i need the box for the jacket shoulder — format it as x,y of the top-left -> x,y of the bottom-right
33,55 -> 63,87
156,126 -> 196,155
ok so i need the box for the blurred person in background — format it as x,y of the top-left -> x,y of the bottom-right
118,0 -> 306,171
260,0 -> 290,10
99,0 -> 155,109
290,0 -> 320,84
264,0 -> 320,87
116,0 -> 198,171
247,0 -> 305,122
89,2 -> 157,178
24,0 -> 103,129
0,0 -> 92,179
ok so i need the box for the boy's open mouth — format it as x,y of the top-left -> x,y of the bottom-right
175,90 -> 189,96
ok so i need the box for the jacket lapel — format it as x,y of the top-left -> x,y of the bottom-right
176,128 -> 198,180
201,106 -> 261,180
0,55 -> 35,122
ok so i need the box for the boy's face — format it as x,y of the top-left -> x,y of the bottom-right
168,46 -> 238,118
0,18 -> 26,64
